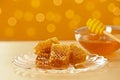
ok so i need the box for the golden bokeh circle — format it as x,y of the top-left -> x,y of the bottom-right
116,0 -> 120,2
31,0 -> 40,8
107,3 -> 116,12
46,12 -> 55,21
36,13 -> 45,22
113,7 -> 120,16
75,0 -> 84,4
14,10 -> 23,20
0,8 -> 2,15
65,9 -> 75,19
86,1 -> 95,11
53,13 -> 61,23
46,24 -> 56,33
53,0 -> 62,6
4,28 -> 14,37
8,17 -> 17,26
68,15 -> 81,29
24,11 -> 34,21
26,27 -> 36,37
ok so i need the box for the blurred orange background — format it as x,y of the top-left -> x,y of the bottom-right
0,0 -> 120,40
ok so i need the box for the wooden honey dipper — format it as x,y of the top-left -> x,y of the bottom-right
86,18 -> 120,43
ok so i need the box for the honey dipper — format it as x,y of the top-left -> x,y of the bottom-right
87,18 -> 120,43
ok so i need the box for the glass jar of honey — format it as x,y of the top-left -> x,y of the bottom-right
75,26 -> 120,56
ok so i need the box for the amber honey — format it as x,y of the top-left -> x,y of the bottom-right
79,34 -> 120,56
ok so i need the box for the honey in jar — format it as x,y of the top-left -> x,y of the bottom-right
79,34 -> 120,56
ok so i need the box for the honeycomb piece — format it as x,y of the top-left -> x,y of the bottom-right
37,52 -> 50,59
36,53 -> 51,69
49,44 -> 71,69
34,37 -> 59,55
70,44 -> 87,65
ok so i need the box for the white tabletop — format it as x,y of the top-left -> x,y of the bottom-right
0,41 -> 120,80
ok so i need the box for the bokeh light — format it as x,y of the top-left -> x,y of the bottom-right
4,28 -> 14,37
86,1 -> 95,11
113,7 -> 120,16
8,17 -> 17,26
46,24 -> 56,33
68,15 -> 81,29
14,10 -> 23,20
53,0 -> 62,6
36,13 -> 45,22
116,0 -> 120,2
74,0 -> 84,4
0,8 -> 2,15
107,3 -> 116,12
0,0 -> 120,40
46,12 -> 55,21
53,13 -> 62,23
65,9 -> 75,19
31,0 -> 40,8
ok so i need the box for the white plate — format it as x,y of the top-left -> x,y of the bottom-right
13,53 -> 107,78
